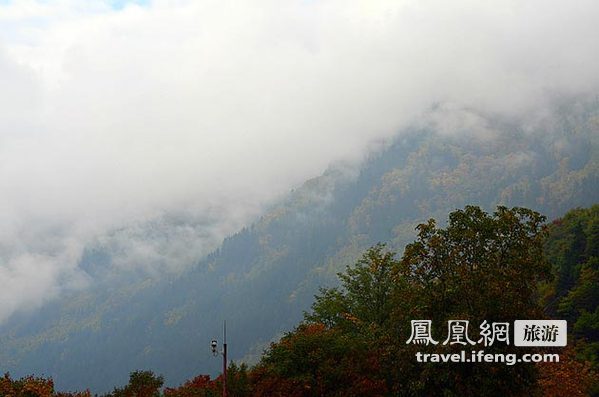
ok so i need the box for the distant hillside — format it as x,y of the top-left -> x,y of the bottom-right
1,99 -> 598,392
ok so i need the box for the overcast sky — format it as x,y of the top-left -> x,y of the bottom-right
0,0 -> 598,323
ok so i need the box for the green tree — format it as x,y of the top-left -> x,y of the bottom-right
544,205 -> 599,369
108,371 -> 164,397
253,323 -> 387,397
390,205 -> 550,396
267,206 -> 553,396
306,243 -> 398,334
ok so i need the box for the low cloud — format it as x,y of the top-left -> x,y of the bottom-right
0,0 -> 598,322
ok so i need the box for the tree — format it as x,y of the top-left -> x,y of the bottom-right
544,205 -> 599,369
0,373 -> 54,397
262,206 -> 553,396
164,375 -> 218,397
163,363 -> 250,397
252,323 -> 387,397
390,205 -> 551,395
306,243 -> 398,334
537,347 -> 599,396
108,371 -> 164,397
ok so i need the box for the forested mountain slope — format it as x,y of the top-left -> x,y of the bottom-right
544,204 -> 599,368
1,100 -> 598,392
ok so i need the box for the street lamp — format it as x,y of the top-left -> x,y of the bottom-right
211,321 -> 228,397
210,340 -> 218,356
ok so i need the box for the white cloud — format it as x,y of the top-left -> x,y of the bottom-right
0,0 -> 598,322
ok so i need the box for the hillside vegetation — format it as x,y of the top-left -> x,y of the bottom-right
0,100 -> 598,392
1,205 -> 598,396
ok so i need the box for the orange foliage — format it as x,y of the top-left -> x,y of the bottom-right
0,373 -> 90,397
537,349 -> 599,396
164,375 -> 218,397
0,373 -> 54,397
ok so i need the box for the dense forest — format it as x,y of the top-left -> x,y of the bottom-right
1,204 -> 598,396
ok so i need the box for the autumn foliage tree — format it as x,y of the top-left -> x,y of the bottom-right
537,347 -> 599,396
0,373 -> 90,397
0,373 -> 54,397
164,363 -> 250,397
163,375 -> 218,397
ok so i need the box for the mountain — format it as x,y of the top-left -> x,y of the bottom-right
1,98 -> 598,393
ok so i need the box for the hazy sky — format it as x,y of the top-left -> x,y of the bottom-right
0,0 -> 598,323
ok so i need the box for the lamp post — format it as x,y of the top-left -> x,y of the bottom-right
211,321 -> 227,397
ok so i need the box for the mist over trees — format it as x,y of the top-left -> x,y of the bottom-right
0,99 -> 597,392
2,205 -> 597,396
1,0 -> 598,395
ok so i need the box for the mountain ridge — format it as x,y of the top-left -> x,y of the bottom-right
1,99 -> 598,392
